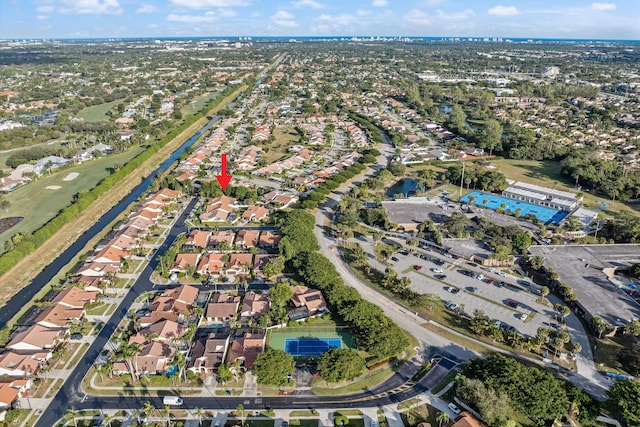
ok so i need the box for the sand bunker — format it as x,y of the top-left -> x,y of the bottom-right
63,172 -> 79,181
46,185 -> 61,190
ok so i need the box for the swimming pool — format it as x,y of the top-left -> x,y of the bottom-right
459,191 -> 568,224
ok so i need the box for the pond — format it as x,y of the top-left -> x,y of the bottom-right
386,178 -> 419,198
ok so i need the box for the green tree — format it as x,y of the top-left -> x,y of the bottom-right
218,364 -> 233,384
253,349 -> 295,386
624,319 -> 640,337
236,404 -> 246,427
607,379 -> 640,425
317,348 -> 366,383
269,281 -> 293,308
194,407 -> 204,427
484,119 -> 503,156
436,411 -> 450,427
66,407 -> 78,427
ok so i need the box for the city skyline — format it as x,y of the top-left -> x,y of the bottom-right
1,0 -> 639,40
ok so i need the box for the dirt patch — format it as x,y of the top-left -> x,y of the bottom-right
45,185 -> 61,190
0,216 -> 23,234
63,172 -> 79,181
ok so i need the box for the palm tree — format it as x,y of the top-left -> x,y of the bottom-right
236,404 -> 246,427
560,305 -> 571,323
142,401 -> 155,420
170,351 -> 187,384
102,413 -> 113,427
436,411 -> 450,427
119,341 -> 142,383
66,407 -> 79,427
194,407 -> 205,426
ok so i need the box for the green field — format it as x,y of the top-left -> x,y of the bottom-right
182,90 -> 222,116
77,100 -> 123,122
269,326 -> 357,356
0,146 -> 145,251
261,126 -> 300,164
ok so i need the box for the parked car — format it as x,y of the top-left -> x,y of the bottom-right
467,287 -> 478,293
448,402 -> 461,415
391,256 -> 399,262
486,279 -> 494,285
506,299 -> 518,308
518,313 -> 528,321
435,274 -> 447,280
497,271 -> 507,277
431,267 -> 444,273
414,265 -> 423,271
70,333 -> 83,340
475,274 -> 484,281
496,281 -> 506,288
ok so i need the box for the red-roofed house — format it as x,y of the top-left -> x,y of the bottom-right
170,253 -> 200,273
240,291 -> 269,321
227,332 -> 265,370
290,285 -> 327,315
226,253 -> 254,276
235,230 -> 259,248
196,253 -> 226,276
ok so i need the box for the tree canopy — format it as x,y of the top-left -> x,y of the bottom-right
253,349 -> 295,386
607,379 -> 640,425
317,348 -> 366,383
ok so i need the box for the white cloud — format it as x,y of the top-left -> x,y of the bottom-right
136,4 -> 158,13
167,11 -> 217,22
316,13 -> 356,26
217,8 -> 237,17
436,8 -> 475,21
488,5 -> 519,16
168,0 -> 249,9
356,9 -> 370,16
37,15 -> 49,20
36,5 -> 55,13
372,0 -> 388,6
403,9 -> 432,26
292,0 -> 324,9
58,0 -> 122,14
592,2 -> 616,10
271,10 -> 298,27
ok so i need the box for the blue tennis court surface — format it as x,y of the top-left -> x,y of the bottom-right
284,337 -> 342,356
459,191 -> 568,224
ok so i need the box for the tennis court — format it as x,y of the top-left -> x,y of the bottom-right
285,337 -> 342,356
269,326 -> 357,359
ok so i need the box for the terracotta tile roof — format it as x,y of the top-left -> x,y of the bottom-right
454,412 -> 486,427
35,305 -> 85,328
290,285 -> 327,313
235,230 -> 259,247
197,253 -> 225,275
52,287 -> 99,308
227,332 -> 265,369
241,291 -> 269,319
206,294 -> 240,321
7,325 -> 65,350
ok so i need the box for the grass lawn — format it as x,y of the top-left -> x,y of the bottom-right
182,90 -> 222,116
398,403 -> 441,427
45,378 -> 63,398
289,420 -> 318,427
594,335 -> 634,375
245,420 -> 275,427
65,342 -> 90,369
347,418 -> 365,427
0,146 -> 145,252
430,369 -> 459,395
312,363 -> 398,395
86,302 -> 115,316
261,126 -> 300,164
77,100 -> 123,122
32,378 -> 57,398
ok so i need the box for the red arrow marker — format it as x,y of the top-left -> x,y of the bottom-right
215,153 -> 233,190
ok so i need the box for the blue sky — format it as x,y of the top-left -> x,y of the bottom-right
1,0 -> 638,40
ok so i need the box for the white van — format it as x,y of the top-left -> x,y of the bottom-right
163,396 -> 183,406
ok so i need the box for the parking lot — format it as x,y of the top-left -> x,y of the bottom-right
358,237 -> 558,338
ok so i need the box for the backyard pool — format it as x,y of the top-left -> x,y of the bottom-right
459,191 -> 568,224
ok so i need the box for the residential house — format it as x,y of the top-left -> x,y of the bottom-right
226,332 -> 266,369
235,230 -> 259,248
240,291 -> 269,321
258,231 -> 282,249
196,253 -> 226,277
129,319 -> 187,344
0,379 -> 31,412
92,246 -> 129,265
0,352 -> 44,377
200,195 -> 238,223
139,285 -> 199,326
226,253 -> 254,276
253,254 -> 277,277
453,412 -> 487,427
186,230 -> 211,249
209,230 -> 236,248
188,332 -> 230,374
290,285 -> 327,315
77,262 -> 118,278
113,342 -> 175,375
205,294 -> 240,324
242,205 -> 269,222
52,287 -> 100,308
170,253 -> 200,273
35,304 -> 85,329
6,325 -> 66,352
